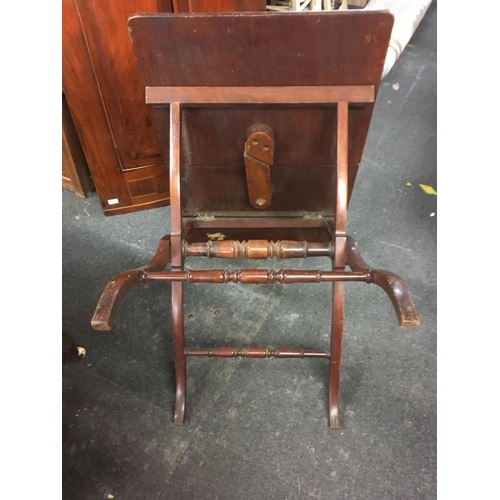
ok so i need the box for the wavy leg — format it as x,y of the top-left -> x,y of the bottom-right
329,235 -> 347,429
171,281 -> 186,426
91,235 -> 171,331
345,236 -> 420,329
329,279 -> 345,429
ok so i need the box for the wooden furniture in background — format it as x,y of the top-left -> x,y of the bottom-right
62,0 -> 173,215
62,0 -> 267,215
62,93 -> 94,198
92,11 -> 420,429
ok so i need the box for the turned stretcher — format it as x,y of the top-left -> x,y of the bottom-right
92,11 -> 419,428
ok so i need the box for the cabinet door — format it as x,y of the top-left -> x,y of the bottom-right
63,0 -> 172,215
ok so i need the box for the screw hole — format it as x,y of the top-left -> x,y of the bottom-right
214,309 -> 221,316
263,145 -> 269,151
252,139 -> 258,145
188,314 -> 194,320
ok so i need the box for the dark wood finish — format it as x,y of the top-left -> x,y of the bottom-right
328,100 -> 349,428
346,236 -> 420,329
129,11 -> 394,215
329,278 -> 345,429
335,102 -> 349,235
169,101 -> 187,425
244,124 -> 274,209
169,103 -> 183,268
185,347 -> 330,358
157,0 -> 173,11
172,281 -> 186,426
62,94 -> 94,198
93,236 -> 419,327
173,0 -> 267,12
146,86 -> 375,104
62,0 -> 172,215
183,240 -> 334,259
145,269 -> 370,283
91,235 -> 171,331
91,12 -> 420,429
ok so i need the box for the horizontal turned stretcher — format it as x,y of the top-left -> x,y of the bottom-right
92,236 -> 419,332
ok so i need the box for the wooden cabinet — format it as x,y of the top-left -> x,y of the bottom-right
63,0 -> 173,215
62,0 -> 267,215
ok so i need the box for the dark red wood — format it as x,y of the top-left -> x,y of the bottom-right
244,124 -> 274,209
185,347 -> 330,359
171,281 -> 186,426
128,11 -> 394,216
145,269 -> 370,284
183,240 -> 334,259
91,235 -> 171,331
90,12 -> 420,429
169,101 -> 187,426
169,102 -> 183,268
345,236 -> 420,329
62,0 -> 172,216
328,100 -> 350,429
335,102 -> 349,235
145,85 -> 375,104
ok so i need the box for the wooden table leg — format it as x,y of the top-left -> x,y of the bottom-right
329,279 -> 345,429
328,101 -> 349,429
171,281 -> 186,426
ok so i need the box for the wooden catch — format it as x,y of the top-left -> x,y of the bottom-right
244,124 -> 274,209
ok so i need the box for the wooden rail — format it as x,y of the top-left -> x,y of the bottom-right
146,85 -> 375,105
144,269 -> 370,284
183,240 -> 333,259
185,347 -> 330,359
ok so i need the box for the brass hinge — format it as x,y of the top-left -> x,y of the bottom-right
302,213 -> 323,219
196,213 -> 216,220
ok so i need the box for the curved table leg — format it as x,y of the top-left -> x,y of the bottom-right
328,235 -> 347,429
91,235 -> 171,331
346,236 -> 420,329
329,279 -> 345,429
171,281 -> 186,426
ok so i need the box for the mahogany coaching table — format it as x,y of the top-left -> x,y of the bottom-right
92,11 -> 420,429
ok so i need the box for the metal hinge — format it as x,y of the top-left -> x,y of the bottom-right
196,213 -> 216,220
302,213 -> 323,219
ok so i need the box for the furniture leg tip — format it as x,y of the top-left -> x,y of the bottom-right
329,410 -> 341,429
91,319 -> 111,331
400,316 -> 421,330
173,408 -> 185,426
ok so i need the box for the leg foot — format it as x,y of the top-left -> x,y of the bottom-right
329,403 -> 341,429
345,236 -> 420,329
